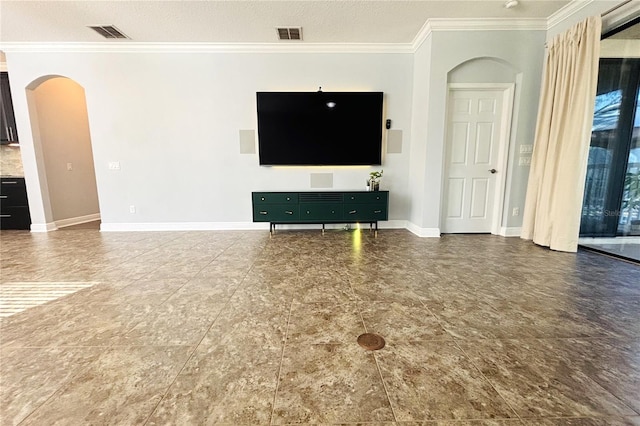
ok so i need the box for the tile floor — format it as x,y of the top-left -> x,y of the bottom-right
0,227 -> 639,425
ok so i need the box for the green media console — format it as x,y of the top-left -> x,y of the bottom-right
252,191 -> 389,236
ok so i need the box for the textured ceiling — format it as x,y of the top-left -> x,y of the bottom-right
0,0 -> 573,44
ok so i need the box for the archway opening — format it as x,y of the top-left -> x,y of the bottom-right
27,76 -> 100,229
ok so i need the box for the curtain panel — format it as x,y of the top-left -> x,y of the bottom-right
521,16 -> 602,253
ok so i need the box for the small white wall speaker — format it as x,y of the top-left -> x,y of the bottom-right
239,130 -> 256,154
310,173 -> 333,188
387,130 -> 403,154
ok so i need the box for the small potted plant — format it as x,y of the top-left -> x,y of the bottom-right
368,170 -> 383,191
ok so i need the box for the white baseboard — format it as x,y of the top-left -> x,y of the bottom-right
30,222 -> 58,232
499,226 -> 522,237
406,222 -> 441,237
100,222 -> 268,232
379,220 -> 407,229
100,220 -> 409,232
56,213 -> 101,229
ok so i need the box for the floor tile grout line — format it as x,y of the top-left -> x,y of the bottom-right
419,298 -> 524,423
141,245 -> 260,425
115,236 -> 249,344
16,348 -> 104,426
269,294 -> 295,425
156,239 -> 234,306
575,368 -> 640,417
371,349 -> 398,423
453,335 -> 640,417
349,274 -> 399,423
451,338 -> 524,423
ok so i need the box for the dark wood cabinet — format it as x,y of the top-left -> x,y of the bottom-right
252,191 -> 389,235
1,72 -> 19,144
1,177 -> 31,229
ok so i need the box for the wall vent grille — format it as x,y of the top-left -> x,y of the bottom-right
88,25 -> 129,39
276,27 -> 302,41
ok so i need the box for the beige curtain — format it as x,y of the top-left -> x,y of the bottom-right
521,16 -> 602,253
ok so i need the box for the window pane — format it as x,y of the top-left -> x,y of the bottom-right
618,87 -> 640,235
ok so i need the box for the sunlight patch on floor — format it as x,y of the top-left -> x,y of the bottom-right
0,282 -> 97,317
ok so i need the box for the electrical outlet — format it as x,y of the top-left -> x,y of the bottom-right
108,161 -> 121,171
129,205 -> 136,214
67,163 -> 73,171
519,144 -> 533,154
513,207 -> 520,216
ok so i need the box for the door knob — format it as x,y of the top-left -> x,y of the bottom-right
489,168 -> 497,174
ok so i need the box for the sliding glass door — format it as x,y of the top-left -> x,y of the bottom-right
580,23 -> 640,239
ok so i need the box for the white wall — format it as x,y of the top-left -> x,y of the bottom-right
6,29 -> 548,234
7,51 -> 414,230
31,77 -> 99,223
407,35 -> 433,235
408,29 -> 546,233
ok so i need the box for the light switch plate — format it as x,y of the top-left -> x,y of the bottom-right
108,161 -> 121,171
518,156 -> 531,166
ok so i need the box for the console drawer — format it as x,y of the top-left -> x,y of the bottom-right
300,203 -> 342,221
253,192 -> 298,205
253,204 -> 299,222
343,192 -> 388,204
343,203 -> 388,221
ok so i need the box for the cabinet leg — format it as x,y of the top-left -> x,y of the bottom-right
322,224 -> 325,236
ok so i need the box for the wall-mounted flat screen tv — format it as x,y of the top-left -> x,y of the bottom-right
257,91 -> 383,166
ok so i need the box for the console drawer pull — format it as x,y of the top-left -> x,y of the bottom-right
2,181 -> 17,184
374,210 -> 382,213
349,210 -> 357,214
285,211 -> 293,215
0,196 -> 7,199
0,214 -> 11,218
259,211 -> 268,215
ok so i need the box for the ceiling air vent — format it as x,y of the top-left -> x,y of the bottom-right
276,27 -> 302,41
88,25 -> 130,39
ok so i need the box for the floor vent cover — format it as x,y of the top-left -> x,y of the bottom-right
357,333 -> 386,350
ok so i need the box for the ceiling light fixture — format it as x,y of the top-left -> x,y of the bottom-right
504,0 -> 519,9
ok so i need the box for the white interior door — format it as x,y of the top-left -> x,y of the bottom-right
442,87 -> 511,233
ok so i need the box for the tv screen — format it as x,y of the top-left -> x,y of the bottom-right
257,91 -> 383,166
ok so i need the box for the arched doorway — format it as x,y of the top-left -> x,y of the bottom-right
26,76 -> 100,229
440,57 -> 519,235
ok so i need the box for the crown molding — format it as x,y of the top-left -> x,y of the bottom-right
411,18 -> 547,51
546,0 -> 596,30
2,18 -> 550,55
0,41 -> 413,54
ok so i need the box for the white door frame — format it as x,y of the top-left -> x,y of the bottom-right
442,83 -> 515,235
